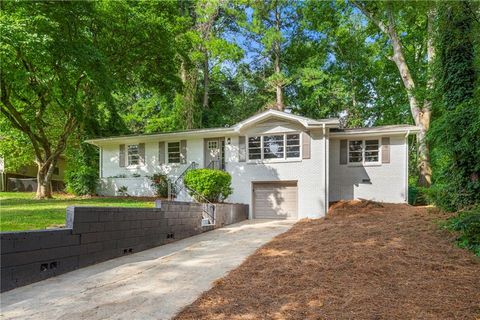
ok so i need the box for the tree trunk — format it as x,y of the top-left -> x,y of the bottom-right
274,51 -> 284,111
385,4 -> 432,187
416,7 -> 435,187
353,2 -> 434,187
35,162 -> 53,199
273,2 -> 284,111
202,52 -> 209,109
417,114 -> 432,187
179,59 -> 198,129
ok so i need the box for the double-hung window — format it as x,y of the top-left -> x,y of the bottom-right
168,142 -> 181,163
248,133 -> 301,161
248,136 -> 261,160
127,144 -> 139,166
364,140 -> 380,162
348,139 -> 380,164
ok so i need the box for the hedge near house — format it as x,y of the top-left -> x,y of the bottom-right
183,169 -> 233,203
65,144 -> 99,196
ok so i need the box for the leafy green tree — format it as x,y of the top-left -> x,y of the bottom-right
352,1 -> 436,187
0,2 -> 112,198
0,1 -> 184,197
236,0 -> 301,110
428,1 -> 479,211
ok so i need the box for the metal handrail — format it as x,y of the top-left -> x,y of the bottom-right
206,160 -> 225,171
170,161 -> 215,225
174,161 -> 198,184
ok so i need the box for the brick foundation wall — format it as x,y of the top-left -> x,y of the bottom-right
0,201 -> 248,292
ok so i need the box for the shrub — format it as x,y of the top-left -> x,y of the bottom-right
150,173 -> 171,198
117,185 -> 128,196
444,206 -> 480,256
65,143 -> 99,196
65,165 -> 98,196
183,169 -> 233,203
422,179 -> 479,212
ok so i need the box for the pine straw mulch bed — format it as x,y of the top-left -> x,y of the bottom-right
175,200 -> 480,320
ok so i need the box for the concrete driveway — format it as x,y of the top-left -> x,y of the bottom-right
0,219 -> 293,320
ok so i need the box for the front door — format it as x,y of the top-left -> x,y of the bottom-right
204,138 -> 224,169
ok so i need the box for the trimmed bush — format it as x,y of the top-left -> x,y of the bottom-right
183,169 -> 233,203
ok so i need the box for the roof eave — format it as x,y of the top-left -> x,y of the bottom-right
84,127 -> 235,145
329,127 -> 420,137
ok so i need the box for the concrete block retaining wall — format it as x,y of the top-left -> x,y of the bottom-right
0,201 -> 248,292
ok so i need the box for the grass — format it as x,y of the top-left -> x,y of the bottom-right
0,192 -> 155,232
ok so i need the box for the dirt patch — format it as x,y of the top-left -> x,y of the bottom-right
175,201 -> 480,320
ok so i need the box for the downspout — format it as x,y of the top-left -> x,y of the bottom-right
99,147 -> 103,179
323,123 -> 329,216
405,130 -> 410,203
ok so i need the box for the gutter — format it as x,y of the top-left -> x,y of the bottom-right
85,127 -> 234,145
329,129 -> 420,137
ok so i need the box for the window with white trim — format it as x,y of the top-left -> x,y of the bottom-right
364,139 -> 380,162
263,135 -> 284,159
127,144 -> 139,166
248,136 -> 261,160
168,142 -> 181,163
348,139 -> 380,164
286,133 -> 300,158
248,133 -> 301,161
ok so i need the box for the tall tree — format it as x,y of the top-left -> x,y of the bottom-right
0,2 -> 112,198
429,1 -> 479,210
238,0 -> 300,110
0,1 -> 183,197
352,1 -> 436,187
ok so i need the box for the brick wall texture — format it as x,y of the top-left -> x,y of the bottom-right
0,201 -> 248,292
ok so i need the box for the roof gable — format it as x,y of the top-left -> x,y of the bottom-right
84,110 -> 339,145
233,110 -> 339,132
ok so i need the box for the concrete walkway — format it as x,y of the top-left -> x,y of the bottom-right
0,219 -> 294,320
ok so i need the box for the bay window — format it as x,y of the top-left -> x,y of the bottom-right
263,135 -> 284,159
248,133 -> 301,161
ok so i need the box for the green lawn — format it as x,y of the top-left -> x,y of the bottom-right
0,192 -> 155,232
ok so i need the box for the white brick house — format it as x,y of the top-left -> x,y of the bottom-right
86,110 -> 419,219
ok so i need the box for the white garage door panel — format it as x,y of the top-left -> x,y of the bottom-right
253,182 -> 298,219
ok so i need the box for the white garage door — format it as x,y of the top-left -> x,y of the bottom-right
253,182 -> 298,219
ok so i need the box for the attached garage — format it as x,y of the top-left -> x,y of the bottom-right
252,181 -> 298,219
